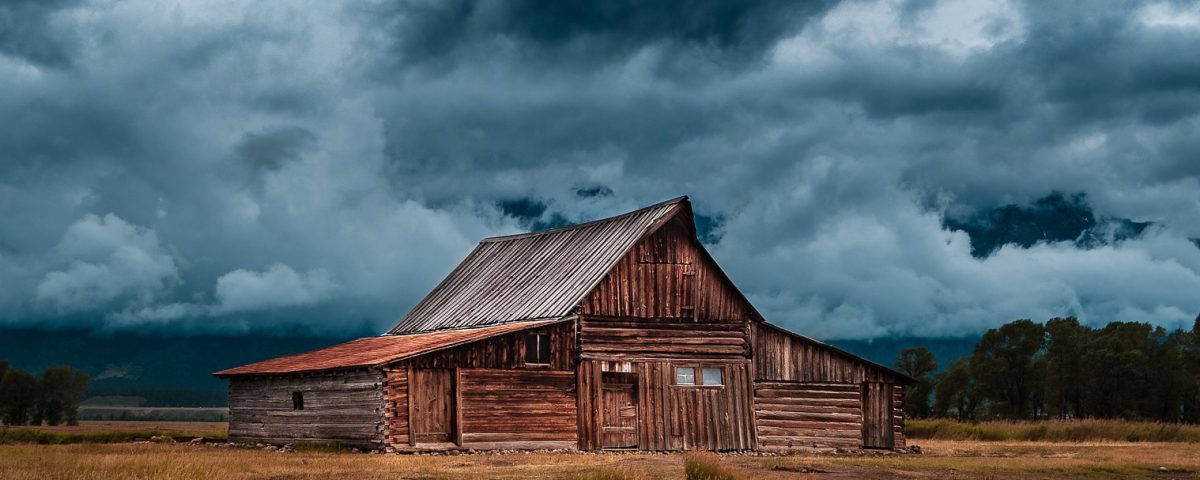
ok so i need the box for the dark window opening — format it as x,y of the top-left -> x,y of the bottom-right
524,333 -> 551,365
292,391 -> 304,410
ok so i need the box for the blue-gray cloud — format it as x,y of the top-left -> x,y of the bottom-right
1,0 -> 1198,338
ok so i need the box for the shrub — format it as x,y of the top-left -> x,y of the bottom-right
684,452 -> 741,480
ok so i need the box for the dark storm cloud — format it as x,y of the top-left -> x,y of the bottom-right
377,0 -> 837,70
0,0 -> 79,68
1,0 -> 1198,338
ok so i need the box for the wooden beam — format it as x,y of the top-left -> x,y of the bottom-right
407,363 -> 416,446
454,367 -> 464,447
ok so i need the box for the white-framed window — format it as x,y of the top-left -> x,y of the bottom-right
676,367 -> 696,385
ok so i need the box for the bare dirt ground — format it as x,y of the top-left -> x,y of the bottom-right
0,438 -> 1197,479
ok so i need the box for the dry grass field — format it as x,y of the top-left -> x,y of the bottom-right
0,437 -> 1198,479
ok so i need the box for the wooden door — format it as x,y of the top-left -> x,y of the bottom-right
600,372 -> 638,449
410,369 -> 454,444
862,382 -> 894,449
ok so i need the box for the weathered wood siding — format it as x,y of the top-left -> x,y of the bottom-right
753,324 -> 897,383
382,322 -> 578,451
459,369 -> 578,450
578,359 -> 755,451
754,382 -> 862,450
382,367 -> 409,449
407,322 -> 575,370
578,317 -> 749,360
752,324 -> 909,450
893,385 -> 906,448
228,369 -> 384,449
581,216 -> 752,322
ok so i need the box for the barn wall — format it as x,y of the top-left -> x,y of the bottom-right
578,316 -> 749,360
459,369 -> 578,449
894,385 -> 906,449
407,322 -> 575,370
751,324 -> 909,450
227,369 -> 384,449
753,324 -> 898,383
754,382 -> 862,450
580,216 -> 752,322
382,323 -> 579,451
577,359 -> 756,451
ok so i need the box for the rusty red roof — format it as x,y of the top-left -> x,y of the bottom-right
388,196 -> 687,334
214,318 -> 568,376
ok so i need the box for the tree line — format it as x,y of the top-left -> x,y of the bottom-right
895,316 -> 1200,423
0,361 -> 91,426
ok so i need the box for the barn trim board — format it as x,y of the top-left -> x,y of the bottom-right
216,196 -> 912,452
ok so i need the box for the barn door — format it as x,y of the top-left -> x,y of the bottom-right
410,368 -> 455,444
862,382 -> 894,449
600,372 -> 638,449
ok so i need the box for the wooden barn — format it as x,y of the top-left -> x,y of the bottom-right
216,196 -> 912,452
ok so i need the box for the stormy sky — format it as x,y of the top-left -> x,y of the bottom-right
2,0 -> 1199,340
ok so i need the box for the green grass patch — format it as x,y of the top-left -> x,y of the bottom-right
908,419 -> 1200,443
0,427 -> 226,445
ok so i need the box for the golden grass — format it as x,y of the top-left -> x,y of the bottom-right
0,421 -> 226,445
909,419 -> 1200,443
2,440 -> 1198,480
15,421 -> 226,435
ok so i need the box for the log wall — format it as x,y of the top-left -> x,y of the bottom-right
228,369 -> 384,449
578,316 -> 749,360
459,369 -> 578,450
754,382 -> 862,450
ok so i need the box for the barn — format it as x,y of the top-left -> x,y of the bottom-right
215,196 -> 912,452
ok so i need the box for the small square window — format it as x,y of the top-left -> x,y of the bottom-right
702,367 -> 723,386
676,367 -> 695,385
524,333 -> 551,365
292,392 -> 304,410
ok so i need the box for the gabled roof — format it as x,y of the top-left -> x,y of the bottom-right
388,196 -> 688,334
215,318 -> 568,377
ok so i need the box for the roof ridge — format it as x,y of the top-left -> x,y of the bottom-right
480,195 -> 688,243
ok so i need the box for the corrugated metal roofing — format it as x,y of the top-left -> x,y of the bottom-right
387,196 -> 687,334
214,319 -> 567,376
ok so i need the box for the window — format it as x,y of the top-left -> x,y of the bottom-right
702,367 -> 723,386
676,367 -> 696,385
524,333 -> 551,365
291,392 -> 304,410
676,366 -> 723,387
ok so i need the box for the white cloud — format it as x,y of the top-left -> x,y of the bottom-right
213,264 -> 336,313
35,214 -> 180,313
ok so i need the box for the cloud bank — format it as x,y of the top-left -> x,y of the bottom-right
1,0 -> 1198,338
